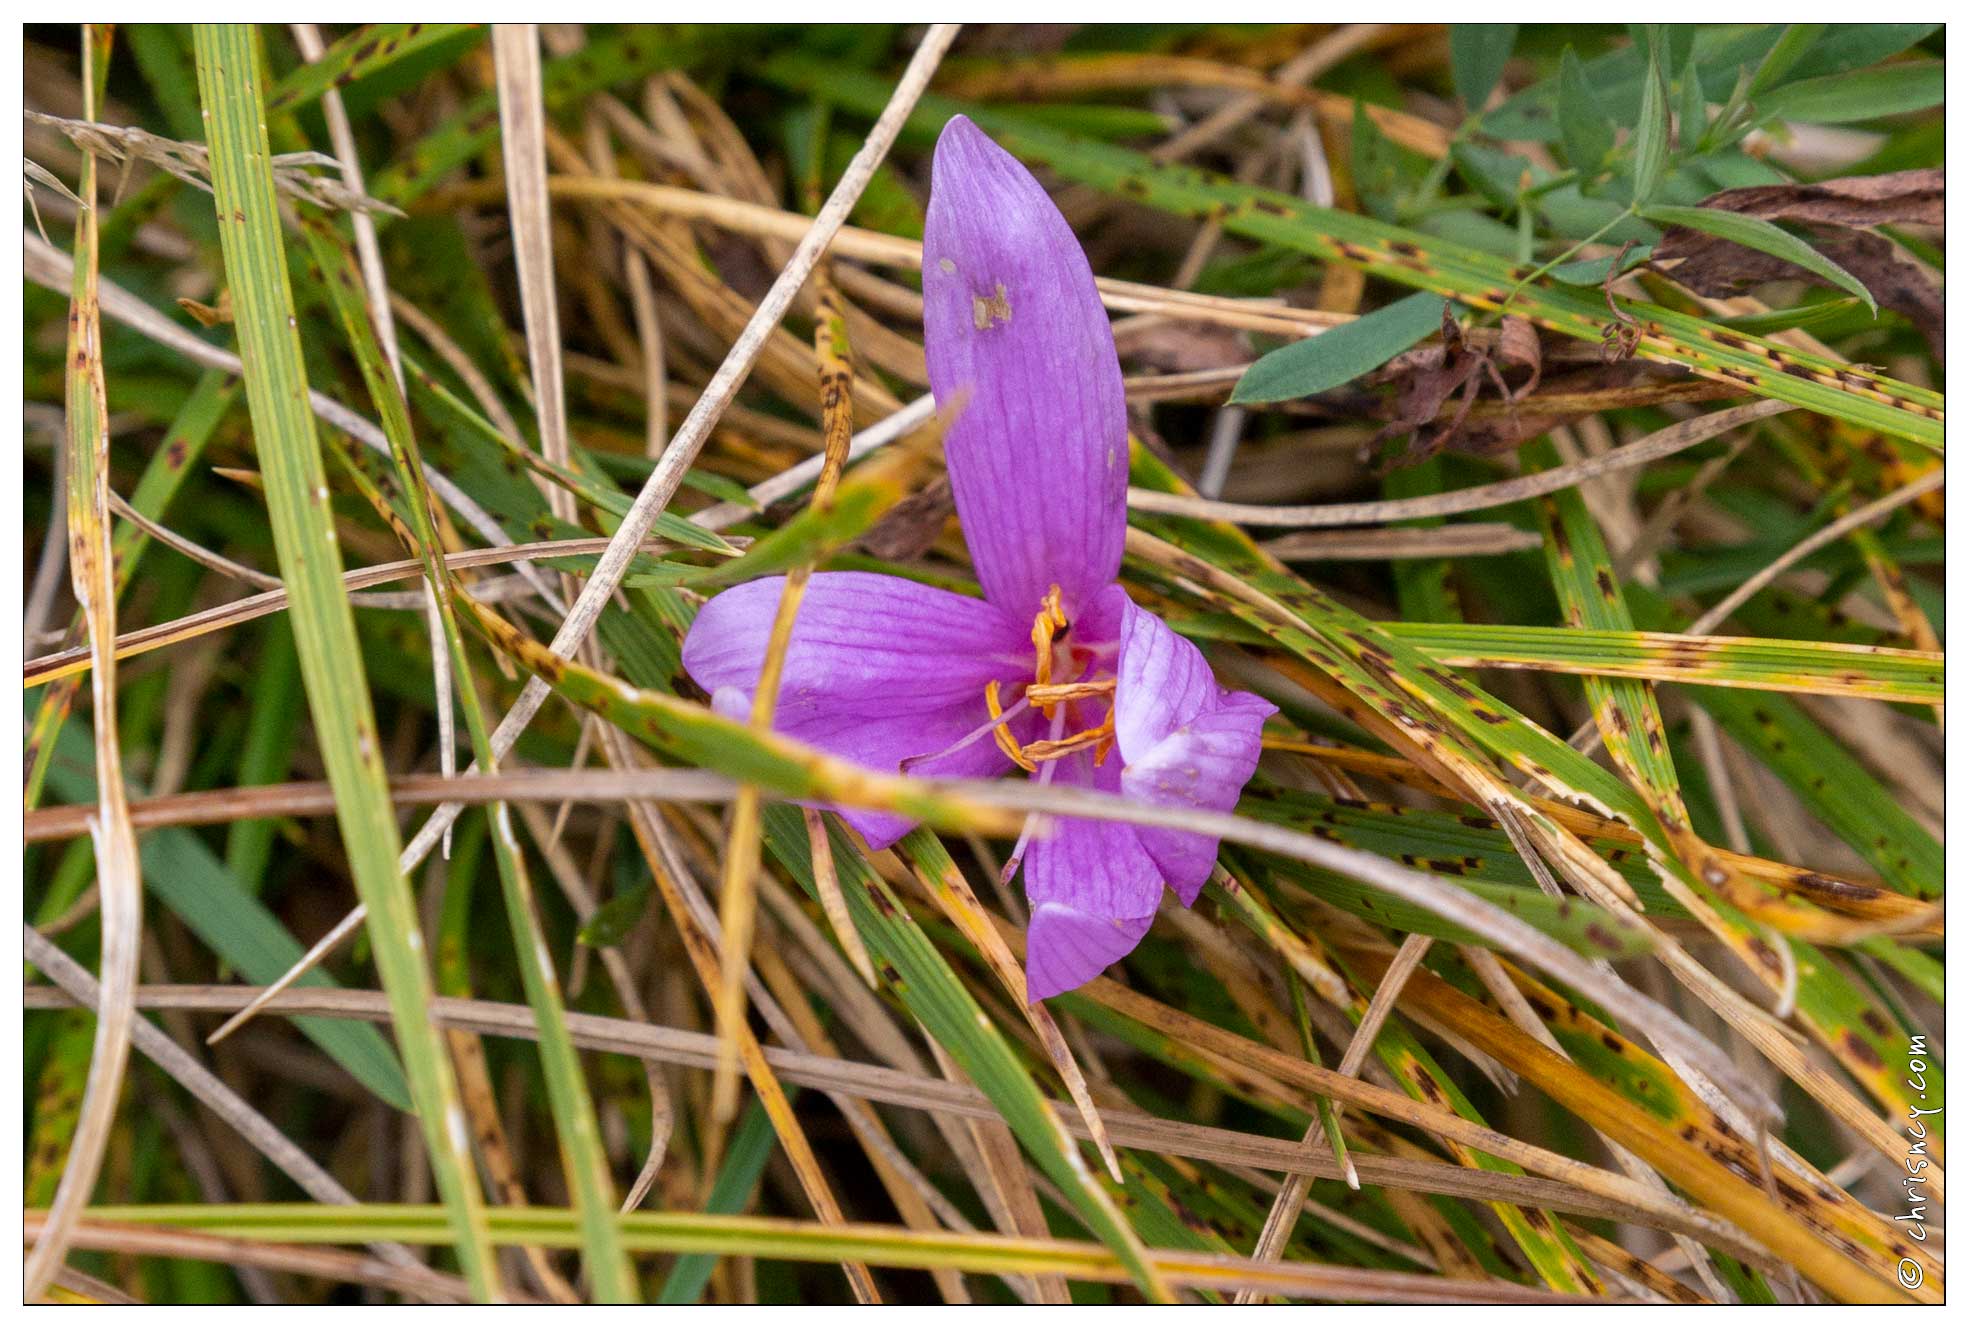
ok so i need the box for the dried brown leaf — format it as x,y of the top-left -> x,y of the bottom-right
1685,169 -> 1942,230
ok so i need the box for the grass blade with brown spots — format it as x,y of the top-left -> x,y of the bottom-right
764,58 -> 1943,450
1383,622 -> 1940,706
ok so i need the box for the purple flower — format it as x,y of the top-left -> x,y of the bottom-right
683,116 -> 1275,999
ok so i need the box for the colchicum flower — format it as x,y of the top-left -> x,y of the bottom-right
684,116 -> 1275,999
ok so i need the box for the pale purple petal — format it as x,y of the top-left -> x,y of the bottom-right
1112,597 -> 1276,901
684,571 -> 1037,848
1026,904 -> 1154,1002
923,115 -> 1127,619
1021,749 -> 1164,996
685,571 -> 1030,716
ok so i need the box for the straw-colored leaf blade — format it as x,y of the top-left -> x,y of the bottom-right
1490,961 -> 1941,1292
26,24 -> 147,1299
1374,962 -> 1927,1303
191,23 -> 501,1301
1333,963 -> 1601,1296
72,1202 -> 1607,1301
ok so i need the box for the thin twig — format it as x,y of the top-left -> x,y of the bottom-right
1685,468 -> 1946,637
1128,400 -> 1797,526
1236,932 -> 1433,1302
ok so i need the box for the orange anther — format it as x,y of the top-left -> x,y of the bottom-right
1028,584 -> 1069,698
1022,710 -> 1116,766
985,679 -> 1036,772
1023,678 -> 1116,708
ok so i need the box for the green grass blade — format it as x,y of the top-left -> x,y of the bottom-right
192,23 -> 501,1300
657,1096 -> 781,1304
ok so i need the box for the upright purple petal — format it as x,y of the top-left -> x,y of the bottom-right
684,572 -> 1038,848
1021,749 -> 1164,998
1112,597 -> 1276,901
923,115 -> 1127,619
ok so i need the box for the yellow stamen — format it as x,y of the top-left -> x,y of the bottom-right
1028,584 -> 1069,698
1024,678 -> 1116,708
985,679 -> 1036,772
1022,710 -> 1116,766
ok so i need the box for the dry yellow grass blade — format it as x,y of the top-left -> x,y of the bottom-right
25,26 -> 146,1300
28,1217 -> 486,1306
711,270 -> 873,1129
494,23 -> 577,525
425,173 -> 1352,340
1360,955 -> 1931,1304
935,50 -> 1453,155
598,727 -> 880,1302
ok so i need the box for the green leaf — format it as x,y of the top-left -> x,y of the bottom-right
1450,141 -> 1533,212
1785,24 -> 1939,81
1449,24 -> 1518,111
1643,203 -> 1878,313
1556,46 -> 1614,172
264,22 -> 481,115
1758,60 -> 1944,124
1677,62 -> 1706,148
1746,23 -> 1830,96
576,874 -> 651,949
1630,30 -> 1671,205
1230,292 -> 1447,405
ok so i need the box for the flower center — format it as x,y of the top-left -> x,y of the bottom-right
983,584 -> 1119,773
